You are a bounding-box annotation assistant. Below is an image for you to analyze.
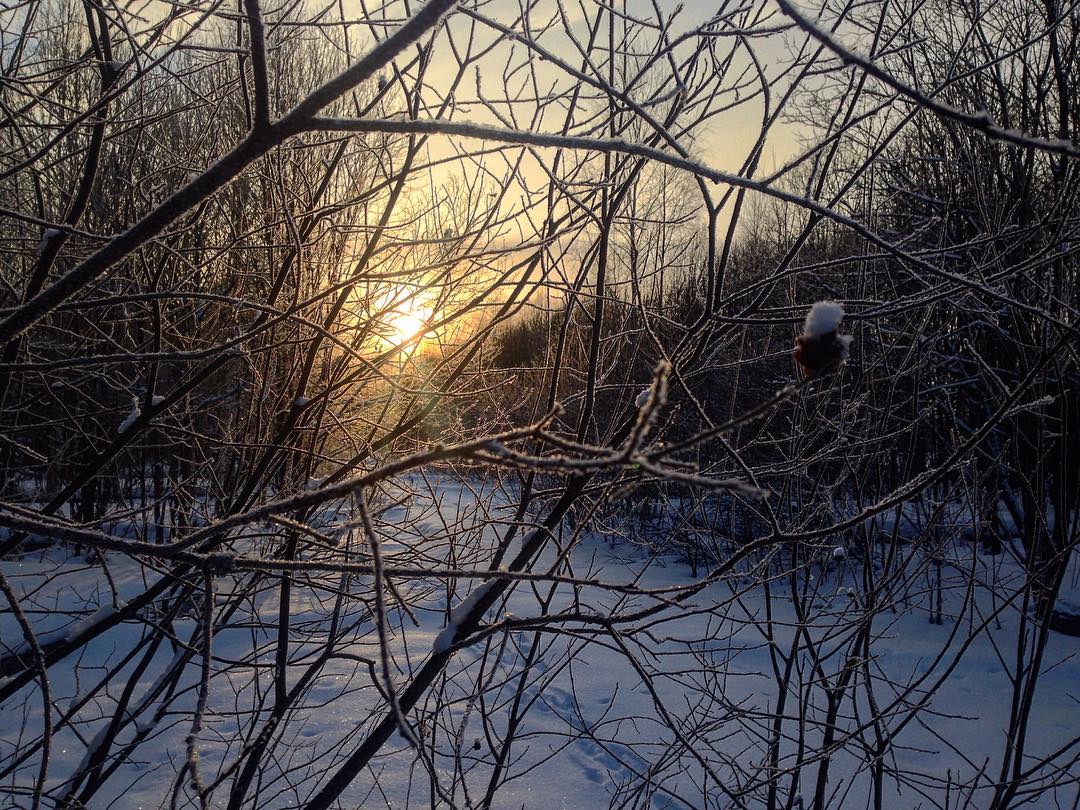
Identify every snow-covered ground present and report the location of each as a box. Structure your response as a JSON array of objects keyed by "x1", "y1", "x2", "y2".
[{"x1": 1, "y1": 475, "x2": 1078, "y2": 808}]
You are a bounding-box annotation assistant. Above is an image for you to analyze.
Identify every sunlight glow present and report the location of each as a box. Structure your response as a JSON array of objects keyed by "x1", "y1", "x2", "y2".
[
  {"x1": 387, "y1": 310, "x2": 428, "y2": 345},
  {"x1": 377, "y1": 291, "x2": 435, "y2": 352}
]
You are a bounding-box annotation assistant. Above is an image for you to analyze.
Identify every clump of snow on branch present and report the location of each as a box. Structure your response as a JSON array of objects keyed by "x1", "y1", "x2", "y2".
[
  {"x1": 433, "y1": 581, "x2": 498, "y2": 654},
  {"x1": 16, "y1": 602, "x2": 123, "y2": 656},
  {"x1": 118, "y1": 397, "x2": 141, "y2": 433},
  {"x1": 803, "y1": 301, "x2": 845, "y2": 338},
  {"x1": 118, "y1": 395, "x2": 165, "y2": 433},
  {"x1": 36, "y1": 228, "x2": 60, "y2": 256}
]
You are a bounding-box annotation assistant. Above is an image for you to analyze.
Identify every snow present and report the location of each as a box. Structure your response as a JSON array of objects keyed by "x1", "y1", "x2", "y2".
[
  {"x1": 132, "y1": 713, "x2": 157, "y2": 735},
  {"x1": 36, "y1": 228, "x2": 60, "y2": 256},
  {"x1": 634, "y1": 387, "x2": 650, "y2": 407},
  {"x1": 119, "y1": 396, "x2": 165, "y2": 432},
  {"x1": 433, "y1": 580, "x2": 498, "y2": 653},
  {"x1": 803, "y1": 300, "x2": 845, "y2": 337},
  {"x1": 118, "y1": 397, "x2": 141, "y2": 433},
  {"x1": 68, "y1": 602, "x2": 121, "y2": 639},
  {"x1": 13, "y1": 602, "x2": 118, "y2": 655},
  {"x1": 2, "y1": 477, "x2": 1079, "y2": 809},
  {"x1": 74, "y1": 724, "x2": 111, "y2": 773}
]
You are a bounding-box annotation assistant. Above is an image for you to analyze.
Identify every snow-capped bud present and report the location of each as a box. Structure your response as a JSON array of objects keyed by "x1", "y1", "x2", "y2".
[{"x1": 794, "y1": 301, "x2": 853, "y2": 378}]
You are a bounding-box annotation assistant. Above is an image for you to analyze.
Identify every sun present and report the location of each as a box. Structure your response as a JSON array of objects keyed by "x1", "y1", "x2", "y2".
[
  {"x1": 387, "y1": 310, "x2": 427, "y2": 345},
  {"x1": 370, "y1": 286, "x2": 436, "y2": 352}
]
